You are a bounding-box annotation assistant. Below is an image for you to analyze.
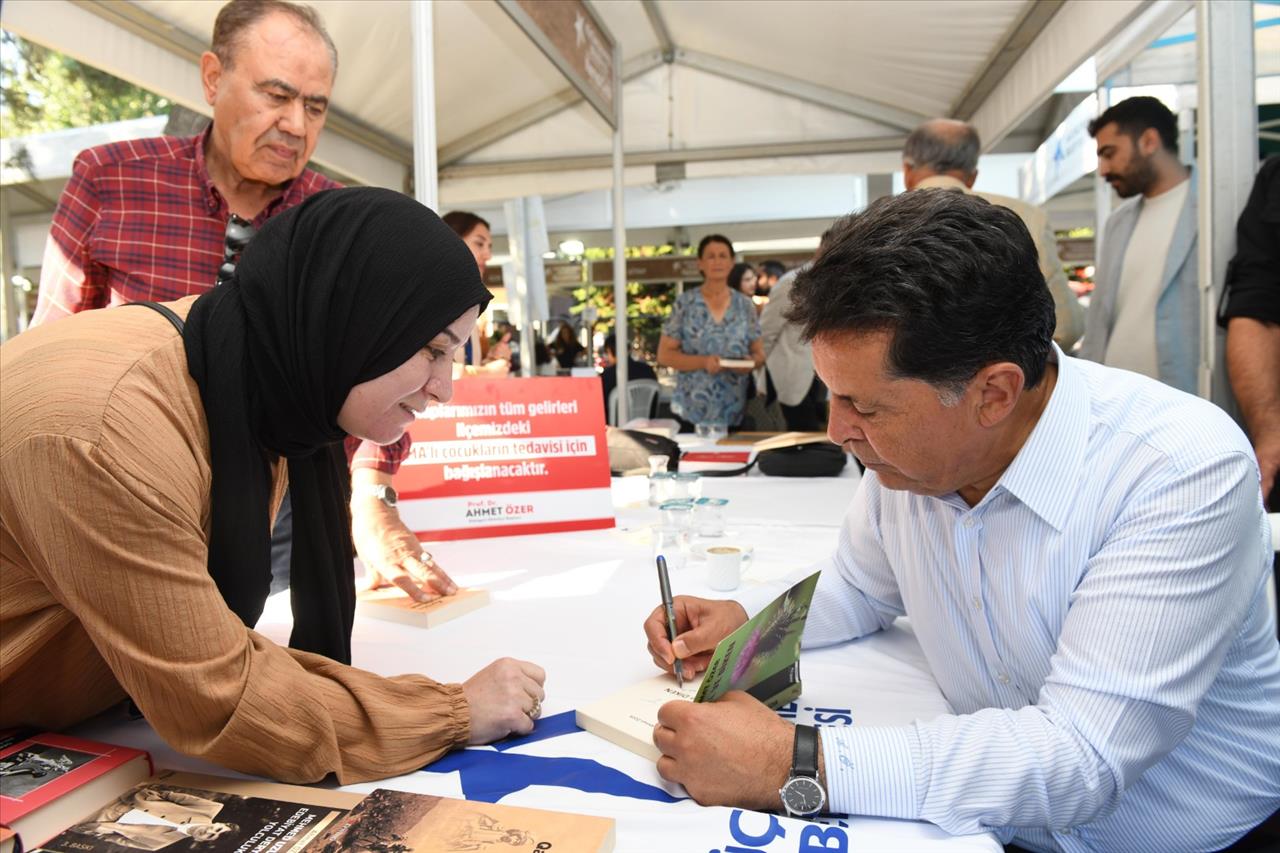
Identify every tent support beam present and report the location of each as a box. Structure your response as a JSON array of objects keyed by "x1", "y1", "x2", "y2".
[
  {"x1": 441, "y1": 136, "x2": 906, "y2": 179},
  {"x1": 438, "y1": 51, "x2": 664, "y2": 168},
  {"x1": 672, "y1": 49, "x2": 927, "y2": 132},
  {"x1": 1195, "y1": 0, "x2": 1255, "y2": 409},
  {"x1": 641, "y1": 0, "x2": 675, "y2": 61},
  {"x1": 952, "y1": 0, "x2": 1066, "y2": 121}
]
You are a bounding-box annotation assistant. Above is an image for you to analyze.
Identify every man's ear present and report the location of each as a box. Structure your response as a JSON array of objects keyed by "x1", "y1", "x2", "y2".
[
  {"x1": 1139, "y1": 126, "x2": 1163, "y2": 157},
  {"x1": 200, "y1": 51, "x2": 223, "y2": 106},
  {"x1": 973, "y1": 362, "x2": 1025, "y2": 428}
]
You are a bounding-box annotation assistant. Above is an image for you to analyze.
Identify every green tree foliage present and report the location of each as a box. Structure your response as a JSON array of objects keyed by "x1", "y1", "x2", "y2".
[
  {"x1": 571, "y1": 281, "x2": 677, "y2": 361},
  {"x1": 1, "y1": 32, "x2": 169, "y2": 137},
  {"x1": 572, "y1": 243, "x2": 686, "y2": 360}
]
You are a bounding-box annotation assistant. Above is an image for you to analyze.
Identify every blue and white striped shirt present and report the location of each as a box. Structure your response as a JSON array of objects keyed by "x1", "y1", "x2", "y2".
[{"x1": 758, "y1": 349, "x2": 1280, "y2": 852}]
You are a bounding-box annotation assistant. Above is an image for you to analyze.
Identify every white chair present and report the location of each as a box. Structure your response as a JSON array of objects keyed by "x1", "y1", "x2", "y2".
[{"x1": 608, "y1": 379, "x2": 661, "y2": 426}]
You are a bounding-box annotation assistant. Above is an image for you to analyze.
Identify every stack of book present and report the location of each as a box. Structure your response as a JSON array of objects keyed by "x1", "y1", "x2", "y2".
[{"x1": 0, "y1": 733, "x2": 614, "y2": 853}]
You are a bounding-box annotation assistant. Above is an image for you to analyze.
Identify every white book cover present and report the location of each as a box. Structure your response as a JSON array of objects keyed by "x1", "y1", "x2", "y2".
[{"x1": 575, "y1": 674, "x2": 702, "y2": 762}]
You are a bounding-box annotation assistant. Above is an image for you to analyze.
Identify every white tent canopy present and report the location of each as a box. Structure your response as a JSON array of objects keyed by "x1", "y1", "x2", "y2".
[{"x1": 2, "y1": 0, "x2": 1155, "y2": 206}]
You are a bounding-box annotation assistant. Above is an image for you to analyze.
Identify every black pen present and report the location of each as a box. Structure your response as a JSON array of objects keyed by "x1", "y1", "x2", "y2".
[{"x1": 656, "y1": 554, "x2": 685, "y2": 687}]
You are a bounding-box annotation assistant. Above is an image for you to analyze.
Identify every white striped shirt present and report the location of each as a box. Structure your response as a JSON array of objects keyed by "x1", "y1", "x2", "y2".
[{"x1": 748, "y1": 348, "x2": 1280, "y2": 852}]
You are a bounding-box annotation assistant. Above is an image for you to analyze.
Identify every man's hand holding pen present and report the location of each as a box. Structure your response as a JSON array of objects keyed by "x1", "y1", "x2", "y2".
[{"x1": 643, "y1": 595, "x2": 748, "y2": 680}]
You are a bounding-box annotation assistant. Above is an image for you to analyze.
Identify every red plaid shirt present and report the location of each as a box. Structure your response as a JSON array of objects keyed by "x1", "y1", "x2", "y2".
[{"x1": 33, "y1": 126, "x2": 410, "y2": 472}]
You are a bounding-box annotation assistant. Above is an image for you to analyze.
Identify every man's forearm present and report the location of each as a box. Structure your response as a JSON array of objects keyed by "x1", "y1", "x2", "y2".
[{"x1": 1226, "y1": 317, "x2": 1280, "y2": 441}]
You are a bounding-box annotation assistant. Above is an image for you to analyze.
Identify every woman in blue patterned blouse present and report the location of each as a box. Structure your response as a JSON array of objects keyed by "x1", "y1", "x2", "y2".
[{"x1": 658, "y1": 235, "x2": 765, "y2": 430}]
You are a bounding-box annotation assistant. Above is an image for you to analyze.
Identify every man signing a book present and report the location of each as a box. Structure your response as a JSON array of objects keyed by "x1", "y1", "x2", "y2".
[{"x1": 643, "y1": 190, "x2": 1280, "y2": 852}]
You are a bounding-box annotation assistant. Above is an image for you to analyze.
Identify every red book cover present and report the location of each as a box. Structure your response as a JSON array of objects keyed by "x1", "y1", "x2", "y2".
[
  {"x1": 679, "y1": 451, "x2": 751, "y2": 464},
  {"x1": 0, "y1": 733, "x2": 152, "y2": 822}
]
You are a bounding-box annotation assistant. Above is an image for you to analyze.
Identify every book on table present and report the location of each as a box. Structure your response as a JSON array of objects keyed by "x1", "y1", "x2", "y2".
[
  {"x1": 307, "y1": 787, "x2": 614, "y2": 853},
  {"x1": 3, "y1": 734, "x2": 616, "y2": 853},
  {"x1": 356, "y1": 586, "x2": 490, "y2": 629},
  {"x1": 576, "y1": 571, "x2": 821, "y2": 761},
  {"x1": 1, "y1": 732, "x2": 153, "y2": 848}
]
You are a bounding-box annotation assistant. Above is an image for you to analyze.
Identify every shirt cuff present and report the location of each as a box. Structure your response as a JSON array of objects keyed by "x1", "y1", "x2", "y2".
[
  {"x1": 349, "y1": 434, "x2": 411, "y2": 474},
  {"x1": 820, "y1": 724, "x2": 922, "y2": 820},
  {"x1": 735, "y1": 580, "x2": 794, "y2": 619}
]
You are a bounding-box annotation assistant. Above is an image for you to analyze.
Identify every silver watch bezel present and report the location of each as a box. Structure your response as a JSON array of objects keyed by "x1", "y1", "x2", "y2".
[{"x1": 779, "y1": 774, "x2": 826, "y2": 817}]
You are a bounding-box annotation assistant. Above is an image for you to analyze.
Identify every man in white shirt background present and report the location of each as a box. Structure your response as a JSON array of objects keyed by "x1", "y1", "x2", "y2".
[
  {"x1": 1080, "y1": 97, "x2": 1205, "y2": 398},
  {"x1": 644, "y1": 190, "x2": 1279, "y2": 852}
]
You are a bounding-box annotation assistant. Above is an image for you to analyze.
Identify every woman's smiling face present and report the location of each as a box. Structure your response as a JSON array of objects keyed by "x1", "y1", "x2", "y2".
[{"x1": 337, "y1": 306, "x2": 478, "y2": 444}]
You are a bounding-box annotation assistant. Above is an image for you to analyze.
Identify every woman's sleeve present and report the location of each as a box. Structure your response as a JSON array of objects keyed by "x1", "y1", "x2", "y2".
[
  {"x1": 3, "y1": 433, "x2": 468, "y2": 785},
  {"x1": 662, "y1": 294, "x2": 685, "y2": 342}
]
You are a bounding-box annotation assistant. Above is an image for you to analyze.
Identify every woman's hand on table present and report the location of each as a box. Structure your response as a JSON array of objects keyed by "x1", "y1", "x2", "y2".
[
  {"x1": 351, "y1": 490, "x2": 456, "y2": 603},
  {"x1": 644, "y1": 595, "x2": 747, "y2": 678},
  {"x1": 463, "y1": 658, "x2": 547, "y2": 743}
]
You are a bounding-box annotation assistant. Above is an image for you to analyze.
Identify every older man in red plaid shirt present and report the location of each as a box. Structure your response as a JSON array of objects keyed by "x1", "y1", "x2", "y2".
[{"x1": 31, "y1": 0, "x2": 451, "y2": 606}]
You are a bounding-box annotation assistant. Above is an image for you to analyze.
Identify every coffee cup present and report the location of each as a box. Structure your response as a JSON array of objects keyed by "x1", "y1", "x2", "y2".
[{"x1": 706, "y1": 545, "x2": 744, "y2": 591}]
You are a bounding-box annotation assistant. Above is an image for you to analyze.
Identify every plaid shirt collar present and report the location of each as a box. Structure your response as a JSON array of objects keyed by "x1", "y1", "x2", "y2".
[{"x1": 192, "y1": 124, "x2": 311, "y2": 226}]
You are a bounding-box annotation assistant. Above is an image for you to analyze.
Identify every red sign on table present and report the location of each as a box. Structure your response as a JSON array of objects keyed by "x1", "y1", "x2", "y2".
[{"x1": 393, "y1": 377, "x2": 613, "y2": 541}]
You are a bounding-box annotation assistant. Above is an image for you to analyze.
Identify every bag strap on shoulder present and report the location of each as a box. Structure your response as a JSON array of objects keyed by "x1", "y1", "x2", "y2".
[{"x1": 124, "y1": 300, "x2": 185, "y2": 334}]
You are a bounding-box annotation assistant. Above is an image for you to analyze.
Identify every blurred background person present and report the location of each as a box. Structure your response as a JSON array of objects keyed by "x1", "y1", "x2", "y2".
[
  {"x1": 729, "y1": 262, "x2": 764, "y2": 317},
  {"x1": 441, "y1": 211, "x2": 507, "y2": 377},
  {"x1": 600, "y1": 331, "x2": 656, "y2": 414},
  {"x1": 1081, "y1": 97, "x2": 1197, "y2": 392},
  {"x1": 901, "y1": 117, "x2": 1084, "y2": 350},
  {"x1": 757, "y1": 260, "x2": 786, "y2": 297},
  {"x1": 658, "y1": 235, "x2": 764, "y2": 432},
  {"x1": 550, "y1": 321, "x2": 584, "y2": 369}
]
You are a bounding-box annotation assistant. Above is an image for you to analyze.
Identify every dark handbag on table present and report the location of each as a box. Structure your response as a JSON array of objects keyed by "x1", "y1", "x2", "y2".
[
  {"x1": 756, "y1": 440, "x2": 847, "y2": 477},
  {"x1": 699, "y1": 433, "x2": 849, "y2": 478}
]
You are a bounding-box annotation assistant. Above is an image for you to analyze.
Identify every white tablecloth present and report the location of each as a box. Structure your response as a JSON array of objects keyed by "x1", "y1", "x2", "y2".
[{"x1": 78, "y1": 472, "x2": 1001, "y2": 853}]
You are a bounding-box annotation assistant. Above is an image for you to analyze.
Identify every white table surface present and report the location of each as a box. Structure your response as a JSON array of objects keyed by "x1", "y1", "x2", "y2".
[{"x1": 78, "y1": 469, "x2": 1001, "y2": 853}]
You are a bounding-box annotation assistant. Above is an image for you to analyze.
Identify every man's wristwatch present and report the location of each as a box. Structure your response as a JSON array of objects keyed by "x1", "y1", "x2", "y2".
[
  {"x1": 352, "y1": 483, "x2": 397, "y2": 507},
  {"x1": 779, "y1": 724, "x2": 826, "y2": 817}
]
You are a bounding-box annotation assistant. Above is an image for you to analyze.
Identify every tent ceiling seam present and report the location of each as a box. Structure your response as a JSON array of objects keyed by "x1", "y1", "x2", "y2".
[
  {"x1": 671, "y1": 48, "x2": 929, "y2": 132},
  {"x1": 440, "y1": 136, "x2": 907, "y2": 179},
  {"x1": 951, "y1": 0, "x2": 1067, "y2": 123}
]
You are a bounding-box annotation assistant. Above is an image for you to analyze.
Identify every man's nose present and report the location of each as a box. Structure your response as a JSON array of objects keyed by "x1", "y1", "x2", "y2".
[{"x1": 277, "y1": 99, "x2": 306, "y2": 136}]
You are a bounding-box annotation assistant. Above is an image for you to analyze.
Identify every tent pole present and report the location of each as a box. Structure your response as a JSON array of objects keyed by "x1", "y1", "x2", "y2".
[
  {"x1": 612, "y1": 46, "x2": 629, "y2": 425},
  {"x1": 1195, "y1": 0, "x2": 1255, "y2": 413},
  {"x1": 410, "y1": 0, "x2": 438, "y2": 211}
]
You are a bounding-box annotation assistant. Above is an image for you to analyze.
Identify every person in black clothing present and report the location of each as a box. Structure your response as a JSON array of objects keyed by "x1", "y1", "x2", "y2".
[
  {"x1": 600, "y1": 333, "x2": 657, "y2": 417},
  {"x1": 1219, "y1": 156, "x2": 1280, "y2": 511},
  {"x1": 1219, "y1": 156, "x2": 1280, "y2": 654}
]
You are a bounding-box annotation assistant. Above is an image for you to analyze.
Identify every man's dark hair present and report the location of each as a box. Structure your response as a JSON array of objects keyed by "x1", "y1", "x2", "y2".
[
  {"x1": 603, "y1": 333, "x2": 617, "y2": 355},
  {"x1": 759, "y1": 260, "x2": 786, "y2": 280},
  {"x1": 788, "y1": 190, "x2": 1055, "y2": 398},
  {"x1": 212, "y1": 0, "x2": 338, "y2": 74},
  {"x1": 902, "y1": 120, "x2": 981, "y2": 176},
  {"x1": 1087, "y1": 96, "x2": 1177, "y2": 153},
  {"x1": 697, "y1": 234, "x2": 734, "y2": 258},
  {"x1": 442, "y1": 211, "x2": 491, "y2": 239}
]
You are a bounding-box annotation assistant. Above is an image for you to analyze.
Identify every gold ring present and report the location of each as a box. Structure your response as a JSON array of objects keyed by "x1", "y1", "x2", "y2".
[{"x1": 527, "y1": 698, "x2": 542, "y2": 720}]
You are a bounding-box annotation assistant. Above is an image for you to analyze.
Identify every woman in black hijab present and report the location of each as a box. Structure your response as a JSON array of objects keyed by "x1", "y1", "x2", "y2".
[{"x1": 0, "y1": 188, "x2": 545, "y2": 783}]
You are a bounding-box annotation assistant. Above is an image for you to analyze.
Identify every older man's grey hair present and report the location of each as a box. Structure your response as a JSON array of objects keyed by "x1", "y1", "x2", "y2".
[{"x1": 902, "y1": 119, "x2": 981, "y2": 178}]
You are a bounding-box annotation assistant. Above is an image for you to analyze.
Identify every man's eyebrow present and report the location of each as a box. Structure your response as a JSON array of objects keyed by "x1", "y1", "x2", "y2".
[
  {"x1": 436, "y1": 328, "x2": 463, "y2": 346},
  {"x1": 258, "y1": 78, "x2": 329, "y2": 108}
]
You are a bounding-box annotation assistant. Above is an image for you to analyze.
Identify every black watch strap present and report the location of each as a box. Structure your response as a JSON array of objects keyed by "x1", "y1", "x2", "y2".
[{"x1": 792, "y1": 723, "x2": 819, "y2": 780}]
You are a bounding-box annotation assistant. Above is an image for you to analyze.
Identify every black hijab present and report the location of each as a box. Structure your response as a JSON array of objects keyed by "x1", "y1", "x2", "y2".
[{"x1": 183, "y1": 187, "x2": 491, "y2": 663}]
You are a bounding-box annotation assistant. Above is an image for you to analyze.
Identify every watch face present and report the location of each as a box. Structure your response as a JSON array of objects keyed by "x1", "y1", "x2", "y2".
[
  {"x1": 377, "y1": 485, "x2": 397, "y2": 506},
  {"x1": 781, "y1": 776, "x2": 825, "y2": 815}
]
